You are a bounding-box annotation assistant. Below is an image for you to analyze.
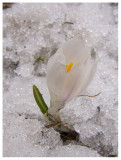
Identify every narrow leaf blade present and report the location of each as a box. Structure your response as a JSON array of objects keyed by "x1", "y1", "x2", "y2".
[{"x1": 33, "y1": 85, "x2": 48, "y2": 114}]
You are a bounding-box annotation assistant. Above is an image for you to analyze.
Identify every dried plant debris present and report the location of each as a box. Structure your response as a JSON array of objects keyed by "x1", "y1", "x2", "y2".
[{"x1": 3, "y1": 3, "x2": 13, "y2": 9}]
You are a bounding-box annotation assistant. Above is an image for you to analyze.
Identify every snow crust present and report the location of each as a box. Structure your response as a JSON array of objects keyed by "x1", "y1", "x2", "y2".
[{"x1": 3, "y1": 3, "x2": 118, "y2": 157}]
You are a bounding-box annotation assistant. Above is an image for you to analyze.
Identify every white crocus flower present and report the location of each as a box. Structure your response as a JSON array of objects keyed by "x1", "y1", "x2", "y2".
[{"x1": 47, "y1": 35, "x2": 97, "y2": 115}]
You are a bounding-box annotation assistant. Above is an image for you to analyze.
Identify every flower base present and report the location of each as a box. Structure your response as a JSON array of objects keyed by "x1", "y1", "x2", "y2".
[{"x1": 44, "y1": 113, "x2": 79, "y2": 142}]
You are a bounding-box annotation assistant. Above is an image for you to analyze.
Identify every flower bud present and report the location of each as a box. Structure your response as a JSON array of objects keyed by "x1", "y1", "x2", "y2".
[{"x1": 47, "y1": 35, "x2": 97, "y2": 114}]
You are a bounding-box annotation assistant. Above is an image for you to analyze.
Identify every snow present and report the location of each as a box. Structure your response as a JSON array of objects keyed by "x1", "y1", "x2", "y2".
[{"x1": 3, "y1": 3, "x2": 118, "y2": 157}]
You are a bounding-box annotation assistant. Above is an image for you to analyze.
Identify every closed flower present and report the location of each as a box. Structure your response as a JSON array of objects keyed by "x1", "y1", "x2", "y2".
[{"x1": 47, "y1": 35, "x2": 97, "y2": 114}]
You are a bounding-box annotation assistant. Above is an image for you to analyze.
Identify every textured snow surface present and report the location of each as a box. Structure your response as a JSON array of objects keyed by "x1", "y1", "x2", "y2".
[{"x1": 3, "y1": 3, "x2": 118, "y2": 157}]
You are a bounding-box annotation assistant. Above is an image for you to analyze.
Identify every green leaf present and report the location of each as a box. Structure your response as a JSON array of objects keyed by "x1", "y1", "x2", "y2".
[
  {"x1": 34, "y1": 57, "x2": 46, "y2": 65},
  {"x1": 39, "y1": 57, "x2": 46, "y2": 62},
  {"x1": 33, "y1": 85, "x2": 48, "y2": 114}
]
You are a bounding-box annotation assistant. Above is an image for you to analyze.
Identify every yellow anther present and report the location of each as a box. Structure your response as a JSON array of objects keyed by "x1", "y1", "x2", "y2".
[
  {"x1": 66, "y1": 61, "x2": 73, "y2": 73},
  {"x1": 66, "y1": 64, "x2": 68, "y2": 69},
  {"x1": 90, "y1": 56, "x2": 92, "y2": 61}
]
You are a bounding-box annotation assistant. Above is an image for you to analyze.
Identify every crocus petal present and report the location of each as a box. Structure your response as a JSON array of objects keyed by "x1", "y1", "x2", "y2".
[{"x1": 63, "y1": 36, "x2": 90, "y2": 64}]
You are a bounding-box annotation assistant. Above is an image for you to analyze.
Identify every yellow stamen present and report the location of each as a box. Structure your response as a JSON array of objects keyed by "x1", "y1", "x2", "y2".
[
  {"x1": 66, "y1": 64, "x2": 68, "y2": 69},
  {"x1": 66, "y1": 61, "x2": 73, "y2": 73}
]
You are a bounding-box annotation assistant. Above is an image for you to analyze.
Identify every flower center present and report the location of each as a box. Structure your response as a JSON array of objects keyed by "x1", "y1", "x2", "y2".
[{"x1": 66, "y1": 61, "x2": 73, "y2": 73}]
